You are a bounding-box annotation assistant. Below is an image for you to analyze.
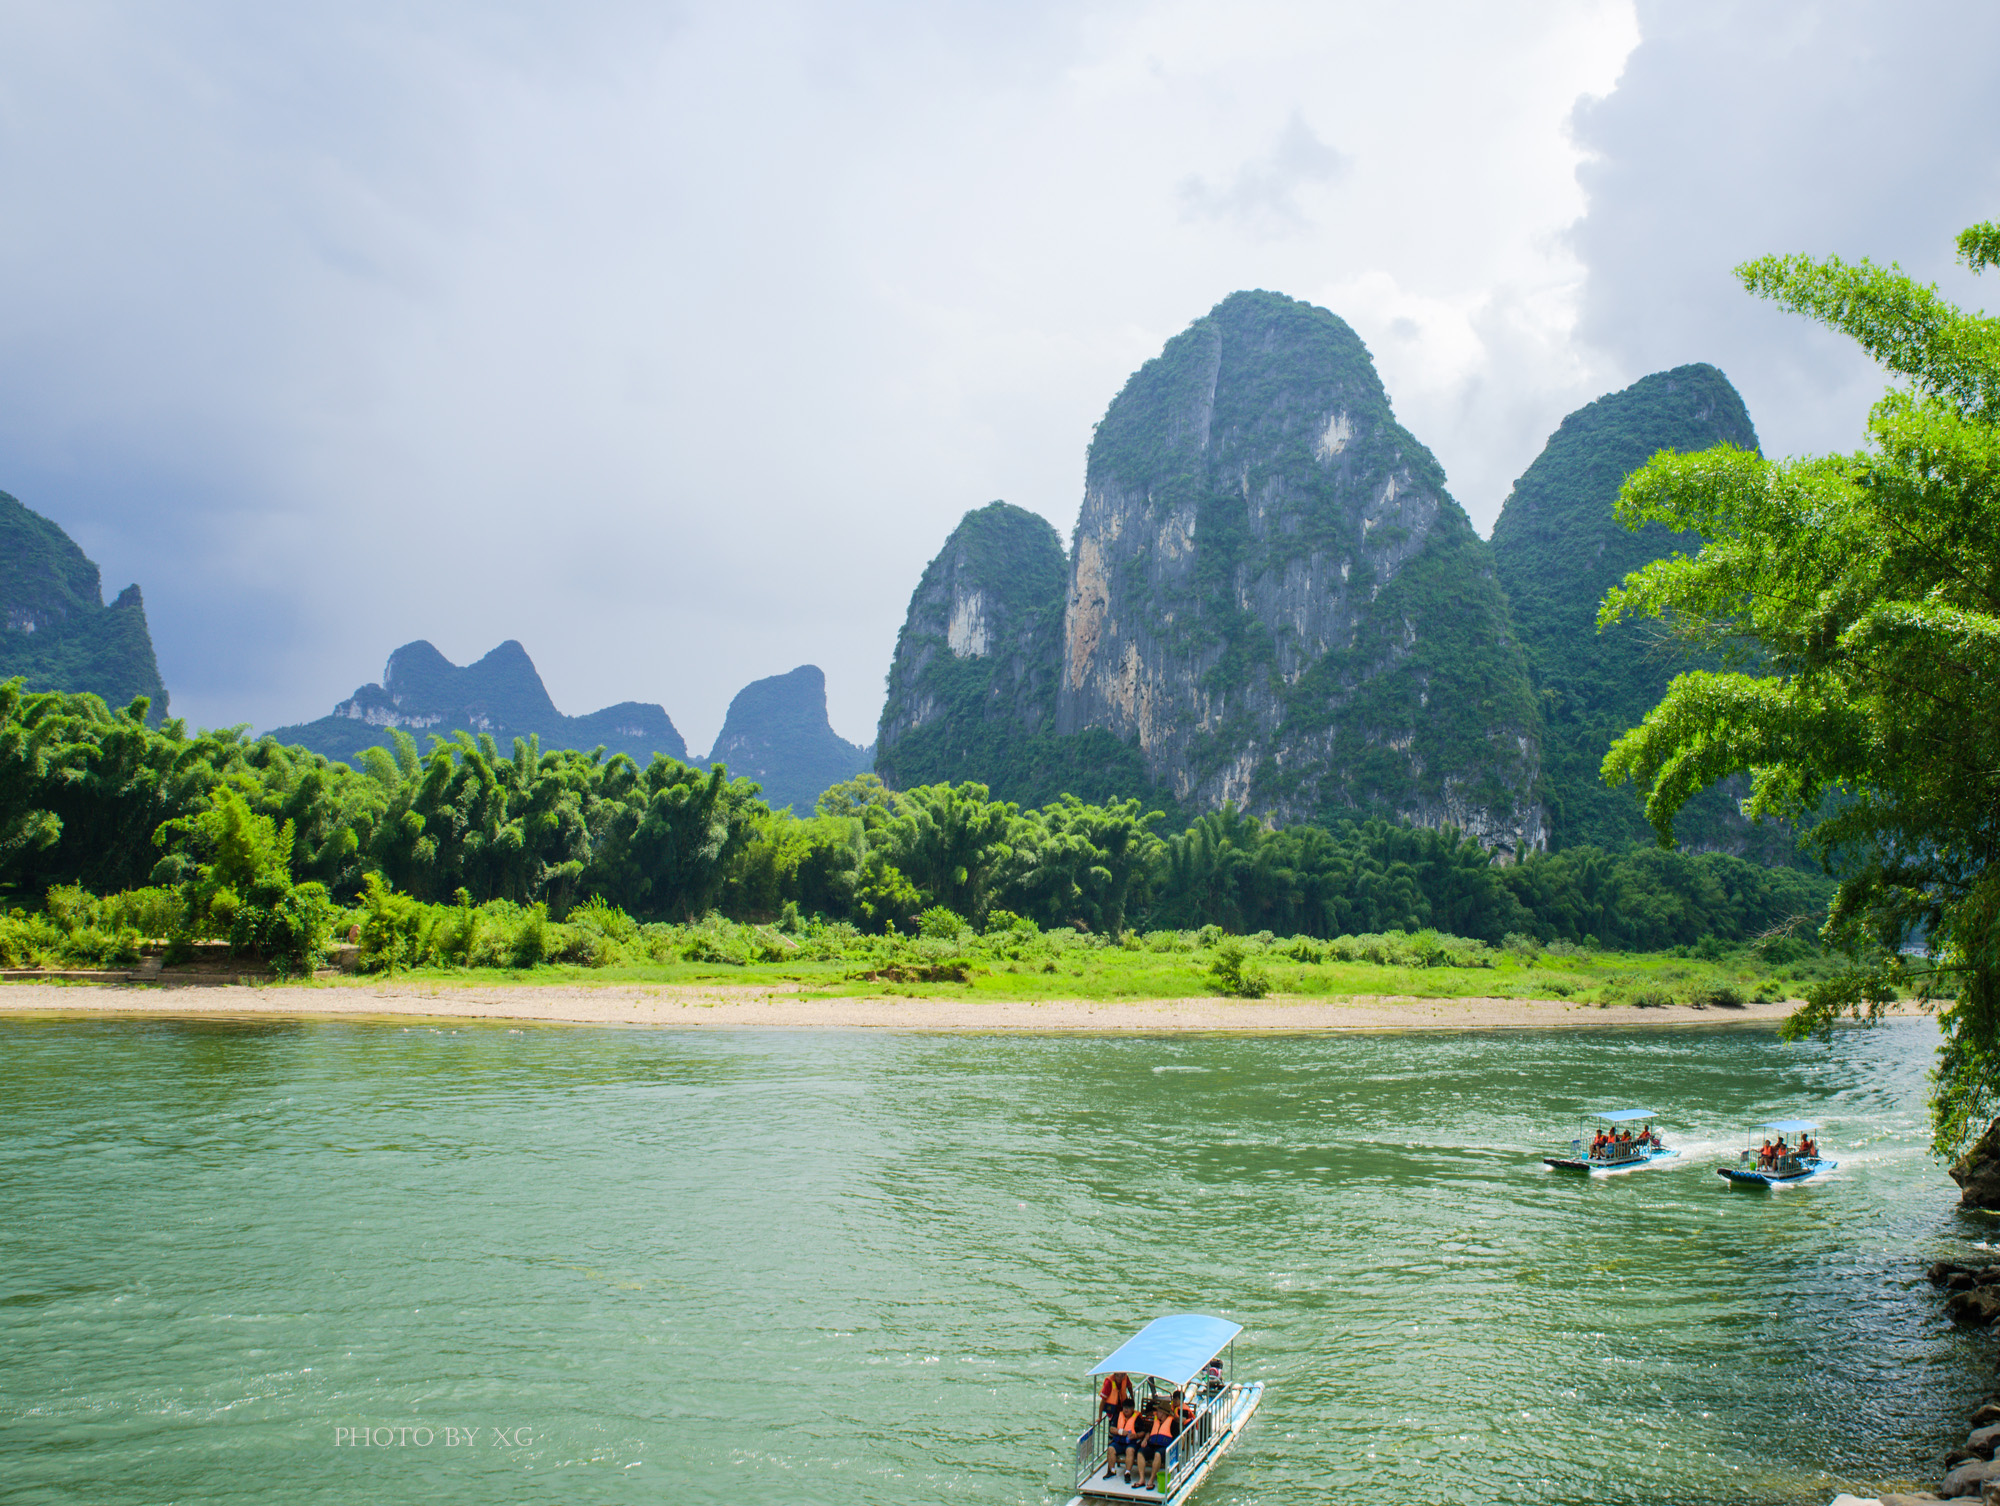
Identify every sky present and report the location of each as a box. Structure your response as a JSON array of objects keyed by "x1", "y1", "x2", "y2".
[{"x1": 0, "y1": 0, "x2": 1995, "y2": 751}]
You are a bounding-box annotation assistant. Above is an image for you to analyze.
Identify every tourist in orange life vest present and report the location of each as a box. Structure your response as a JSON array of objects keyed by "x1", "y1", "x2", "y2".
[
  {"x1": 1099, "y1": 1371, "x2": 1131, "y2": 1428},
  {"x1": 1139, "y1": 1402, "x2": 1177, "y2": 1491},
  {"x1": 1110, "y1": 1400, "x2": 1140, "y2": 1482}
]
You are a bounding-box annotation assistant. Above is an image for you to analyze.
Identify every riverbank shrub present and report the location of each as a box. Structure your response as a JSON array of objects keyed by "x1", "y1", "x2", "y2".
[{"x1": 1205, "y1": 938, "x2": 1269, "y2": 998}]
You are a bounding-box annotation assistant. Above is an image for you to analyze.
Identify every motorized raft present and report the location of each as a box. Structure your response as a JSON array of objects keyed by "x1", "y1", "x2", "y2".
[
  {"x1": 1718, "y1": 1119, "x2": 1836, "y2": 1186},
  {"x1": 1543, "y1": 1108, "x2": 1678, "y2": 1173},
  {"x1": 1066, "y1": 1314, "x2": 1263, "y2": 1506}
]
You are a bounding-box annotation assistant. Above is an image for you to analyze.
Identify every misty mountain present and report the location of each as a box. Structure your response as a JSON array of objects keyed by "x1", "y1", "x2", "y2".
[
  {"x1": 265, "y1": 639, "x2": 687, "y2": 766},
  {"x1": 702, "y1": 664, "x2": 873, "y2": 814}
]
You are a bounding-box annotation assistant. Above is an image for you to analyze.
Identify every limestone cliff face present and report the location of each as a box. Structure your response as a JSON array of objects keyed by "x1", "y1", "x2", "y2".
[
  {"x1": 875, "y1": 502, "x2": 1112, "y2": 805},
  {"x1": 876, "y1": 502, "x2": 1064, "y2": 780},
  {"x1": 1056, "y1": 291, "x2": 1544, "y2": 851}
]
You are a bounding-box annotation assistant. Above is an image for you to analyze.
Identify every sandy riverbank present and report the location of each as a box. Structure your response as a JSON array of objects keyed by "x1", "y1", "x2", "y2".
[{"x1": 0, "y1": 980, "x2": 1863, "y2": 1031}]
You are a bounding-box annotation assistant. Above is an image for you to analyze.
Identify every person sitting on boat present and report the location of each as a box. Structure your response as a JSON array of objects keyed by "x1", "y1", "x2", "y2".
[
  {"x1": 1136, "y1": 1408, "x2": 1168, "y2": 1488},
  {"x1": 1757, "y1": 1138, "x2": 1775, "y2": 1169},
  {"x1": 1110, "y1": 1399, "x2": 1140, "y2": 1483},
  {"x1": 1140, "y1": 1404, "x2": 1178, "y2": 1491}
]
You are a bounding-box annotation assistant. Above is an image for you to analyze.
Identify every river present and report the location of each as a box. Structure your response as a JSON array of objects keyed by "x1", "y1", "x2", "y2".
[{"x1": 0, "y1": 1013, "x2": 1983, "y2": 1504}]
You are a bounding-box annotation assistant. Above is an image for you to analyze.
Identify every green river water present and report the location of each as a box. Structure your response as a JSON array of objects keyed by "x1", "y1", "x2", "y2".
[{"x1": 0, "y1": 1013, "x2": 1989, "y2": 1505}]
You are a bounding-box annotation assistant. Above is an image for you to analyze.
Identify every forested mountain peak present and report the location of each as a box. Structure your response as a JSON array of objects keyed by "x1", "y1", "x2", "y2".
[
  {"x1": 1489, "y1": 363, "x2": 1783, "y2": 856},
  {"x1": 0, "y1": 487, "x2": 168, "y2": 716},
  {"x1": 705, "y1": 665, "x2": 872, "y2": 814}
]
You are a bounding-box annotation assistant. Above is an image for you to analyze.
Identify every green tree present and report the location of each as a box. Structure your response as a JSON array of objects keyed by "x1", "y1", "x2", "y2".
[
  {"x1": 999, "y1": 795, "x2": 1163, "y2": 935},
  {"x1": 878, "y1": 781, "x2": 1016, "y2": 923},
  {"x1": 1601, "y1": 222, "x2": 2000, "y2": 1151}
]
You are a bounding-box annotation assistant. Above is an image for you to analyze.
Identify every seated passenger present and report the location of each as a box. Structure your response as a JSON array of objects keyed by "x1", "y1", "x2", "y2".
[
  {"x1": 1141, "y1": 1405, "x2": 1177, "y2": 1491},
  {"x1": 1111, "y1": 1401, "x2": 1139, "y2": 1482},
  {"x1": 1128, "y1": 1403, "x2": 1155, "y2": 1486}
]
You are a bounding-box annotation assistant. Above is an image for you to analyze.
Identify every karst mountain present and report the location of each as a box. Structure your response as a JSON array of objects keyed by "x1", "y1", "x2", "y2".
[
  {"x1": 881, "y1": 290, "x2": 1545, "y2": 855},
  {"x1": 0, "y1": 489, "x2": 168, "y2": 718},
  {"x1": 878, "y1": 295, "x2": 1780, "y2": 859},
  {"x1": 1489, "y1": 362, "x2": 1783, "y2": 857}
]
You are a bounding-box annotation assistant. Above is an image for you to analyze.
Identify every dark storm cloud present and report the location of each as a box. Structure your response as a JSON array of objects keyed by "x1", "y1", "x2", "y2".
[{"x1": 1570, "y1": 0, "x2": 2000, "y2": 462}]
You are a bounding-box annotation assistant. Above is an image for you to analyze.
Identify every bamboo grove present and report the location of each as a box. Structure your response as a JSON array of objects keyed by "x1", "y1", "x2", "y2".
[{"x1": 0, "y1": 680, "x2": 1830, "y2": 973}]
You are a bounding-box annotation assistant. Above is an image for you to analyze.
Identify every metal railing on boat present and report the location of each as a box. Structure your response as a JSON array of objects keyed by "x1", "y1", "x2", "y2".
[{"x1": 1073, "y1": 1385, "x2": 1232, "y2": 1497}]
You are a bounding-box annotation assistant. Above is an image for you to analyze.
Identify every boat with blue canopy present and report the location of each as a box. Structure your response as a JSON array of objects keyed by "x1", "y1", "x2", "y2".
[
  {"x1": 1543, "y1": 1108, "x2": 1677, "y2": 1173},
  {"x1": 1718, "y1": 1119, "x2": 1836, "y2": 1186},
  {"x1": 1065, "y1": 1313, "x2": 1263, "y2": 1505}
]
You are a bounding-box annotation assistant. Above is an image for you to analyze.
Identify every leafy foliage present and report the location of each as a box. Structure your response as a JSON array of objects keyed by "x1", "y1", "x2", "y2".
[
  {"x1": 1599, "y1": 222, "x2": 2000, "y2": 1150},
  {"x1": 0, "y1": 678, "x2": 1834, "y2": 979}
]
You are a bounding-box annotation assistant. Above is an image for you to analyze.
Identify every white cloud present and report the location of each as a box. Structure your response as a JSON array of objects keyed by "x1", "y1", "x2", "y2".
[
  {"x1": 22, "y1": 0, "x2": 1898, "y2": 754},
  {"x1": 1178, "y1": 112, "x2": 1352, "y2": 235}
]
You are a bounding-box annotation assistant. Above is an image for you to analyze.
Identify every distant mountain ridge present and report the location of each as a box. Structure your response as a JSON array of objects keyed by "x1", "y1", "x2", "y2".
[
  {"x1": 267, "y1": 641, "x2": 870, "y2": 815},
  {"x1": 267, "y1": 640, "x2": 688, "y2": 766},
  {"x1": 0, "y1": 488, "x2": 168, "y2": 717}
]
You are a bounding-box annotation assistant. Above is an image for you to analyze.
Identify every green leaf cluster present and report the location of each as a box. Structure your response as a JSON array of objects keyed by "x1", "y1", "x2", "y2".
[{"x1": 1599, "y1": 222, "x2": 2000, "y2": 1150}]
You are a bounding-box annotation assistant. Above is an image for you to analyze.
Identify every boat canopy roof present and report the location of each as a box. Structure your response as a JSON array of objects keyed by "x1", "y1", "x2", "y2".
[
  {"x1": 1087, "y1": 1314, "x2": 1242, "y2": 1387},
  {"x1": 1763, "y1": 1119, "x2": 1819, "y2": 1134},
  {"x1": 1591, "y1": 1109, "x2": 1657, "y2": 1123}
]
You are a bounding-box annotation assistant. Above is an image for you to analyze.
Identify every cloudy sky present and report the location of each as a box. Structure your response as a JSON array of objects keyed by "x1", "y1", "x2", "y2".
[{"x1": 0, "y1": 0, "x2": 1995, "y2": 749}]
